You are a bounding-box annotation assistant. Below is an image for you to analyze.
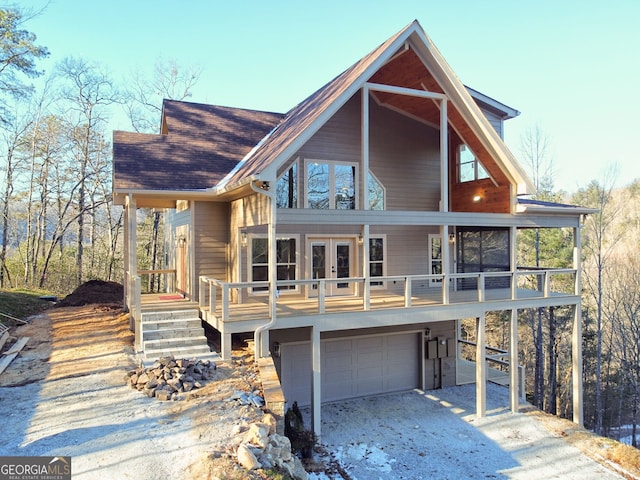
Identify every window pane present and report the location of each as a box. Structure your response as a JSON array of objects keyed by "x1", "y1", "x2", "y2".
[
  {"x1": 369, "y1": 238, "x2": 384, "y2": 261},
  {"x1": 335, "y1": 164, "x2": 355, "y2": 210},
  {"x1": 252, "y1": 238, "x2": 268, "y2": 263},
  {"x1": 276, "y1": 238, "x2": 296, "y2": 263},
  {"x1": 252, "y1": 265, "x2": 268, "y2": 282},
  {"x1": 370, "y1": 263, "x2": 383, "y2": 277},
  {"x1": 307, "y1": 163, "x2": 329, "y2": 209},
  {"x1": 312, "y1": 244, "x2": 326, "y2": 280},
  {"x1": 368, "y1": 172, "x2": 385, "y2": 210},
  {"x1": 276, "y1": 164, "x2": 297, "y2": 208},
  {"x1": 459, "y1": 161, "x2": 475, "y2": 182}
]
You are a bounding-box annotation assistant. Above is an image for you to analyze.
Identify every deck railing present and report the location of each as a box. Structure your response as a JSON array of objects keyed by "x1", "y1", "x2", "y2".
[{"x1": 198, "y1": 268, "x2": 577, "y2": 323}]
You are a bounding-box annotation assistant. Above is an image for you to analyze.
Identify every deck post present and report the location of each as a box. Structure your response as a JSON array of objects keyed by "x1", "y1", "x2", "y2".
[
  {"x1": 572, "y1": 225, "x2": 584, "y2": 425},
  {"x1": 311, "y1": 326, "x2": 322, "y2": 437},
  {"x1": 222, "y1": 332, "x2": 232, "y2": 361},
  {"x1": 476, "y1": 314, "x2": 487, "y2": 417},
  {"x1": 509, "y1": 307, "x2": 519, "y2": 413}
]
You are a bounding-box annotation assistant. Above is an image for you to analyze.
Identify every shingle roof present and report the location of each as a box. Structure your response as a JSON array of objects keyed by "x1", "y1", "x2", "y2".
[{"x1": 113, "y1": 101, "x2": 284, "y2": 191}]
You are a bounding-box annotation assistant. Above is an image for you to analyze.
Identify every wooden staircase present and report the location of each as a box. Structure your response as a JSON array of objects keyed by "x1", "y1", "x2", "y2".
[{"x1": 140, "y1": 307, "x2": 219, "y2": 364}]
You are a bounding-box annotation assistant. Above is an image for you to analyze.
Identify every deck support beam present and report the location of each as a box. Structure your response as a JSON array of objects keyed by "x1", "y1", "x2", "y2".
[
  {"x1": 572, "y1": 225, "x2": 584, "y2": 425},
  {"x1": 509, "y1": 307, "x2": 519, "y2": 413},
  {"x1": 476, "y1": 314, "x2": 486, "y2": 417},
  {"x1": 222, "y1": 332, "x2": 232, "y2": 361},
  {"x1": 311, "y1": 326, "x2": 322, "y2": 437}
]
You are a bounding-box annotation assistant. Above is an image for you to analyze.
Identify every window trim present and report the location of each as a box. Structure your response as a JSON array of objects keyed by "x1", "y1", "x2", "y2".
[
  {"x1": 304, "y1": 158, "x2": 359, "y2": 210},
  {"x1": 248, "y1": 234, "x2": 300, "y2": 295},
  {"x1": 368, "y1": 235, "x2": 387, "y2": 289},
  {"x1": 457, "y1": 144, "x2": 489, "y2": 183}
]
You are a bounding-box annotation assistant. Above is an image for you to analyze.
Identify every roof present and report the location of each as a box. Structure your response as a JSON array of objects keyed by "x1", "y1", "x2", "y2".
[
  {"x1": 517, "y1": 198, "x2": 598, "y2": 215},
  {"x1": 113, "y1": 101, "x2": 284, "y2": 191},
  {"x1": 217, "y1": 20, "x2": 534, "y2": 194},
  {"x1": 113, "y1": 20, "x2": 535, "y2": 197}
]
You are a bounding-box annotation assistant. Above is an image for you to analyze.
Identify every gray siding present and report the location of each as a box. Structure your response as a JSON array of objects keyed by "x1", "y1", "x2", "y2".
[{"x1": 287, "y1": 94, "x2": 441, "y2": 212}]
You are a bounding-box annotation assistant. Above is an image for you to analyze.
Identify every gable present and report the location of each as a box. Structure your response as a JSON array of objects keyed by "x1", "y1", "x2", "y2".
[{"x1": 218, "y1": 20, "x2": 534, "y2": 197}]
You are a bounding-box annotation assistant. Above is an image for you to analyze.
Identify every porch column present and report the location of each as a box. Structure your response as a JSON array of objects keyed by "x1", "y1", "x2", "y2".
[
  {"x1": 361, "y1": 86, "x2": 370, "y2": 211},
  {"x1": 123, "y1": 201, "x2": 129, "y2": 314},
  {"x1": 572, "y1": 226, "x2": 584, "y2": 425},
  {"x1": 125, "y1": 195, "x2": 139, "y2": 349},
  {"x1": 476, "y1": 314, "x2": 486, "y2": 417},
  {"x1": 509, "y1": 307, "x2": 519, "y2": 413},
  {"x1": 311, "y1": 326, "x2": 322, "y2": 437},
  {"x1": 510, "y1": 226, "x2": 517, "y2": 300},
  {"x1": 440, "y1": 98, "x2": 448, "y2": 212},
  {"x1": 441, "y1": 224, "x2": 450, "y2": 304}
]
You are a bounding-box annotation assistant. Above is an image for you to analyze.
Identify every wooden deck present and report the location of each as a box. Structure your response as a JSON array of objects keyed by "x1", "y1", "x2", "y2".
[{"x1": 199, "y1": 285, "x2": 577, "y2": 325}]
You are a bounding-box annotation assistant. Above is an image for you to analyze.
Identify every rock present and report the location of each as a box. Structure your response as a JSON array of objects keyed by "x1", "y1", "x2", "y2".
[
  {"x1": 136, "y1": 372, "x2": 150, "y2": 385},
  {"x1": 237, "y1": 444, "x2": 261, "y2": 470},
  {"x1": 262, "y1": 413, "x2": 278, "y2": 435},
  {"x1": 245, "y1": 423, "x2": 269, "y2": 449},
  {"x1": 155, "y1": 389, "x2": 172, "y2": 401}
]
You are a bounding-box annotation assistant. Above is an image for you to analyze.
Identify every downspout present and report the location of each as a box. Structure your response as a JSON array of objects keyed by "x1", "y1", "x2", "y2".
[{"x1": 251, "y1": 180, "x2": 277, "y2": 362}]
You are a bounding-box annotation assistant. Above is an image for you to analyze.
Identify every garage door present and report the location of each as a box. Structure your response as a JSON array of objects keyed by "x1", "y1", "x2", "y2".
[{"x1": 280, "y1": 332, "x2": 420, "y2": 406}]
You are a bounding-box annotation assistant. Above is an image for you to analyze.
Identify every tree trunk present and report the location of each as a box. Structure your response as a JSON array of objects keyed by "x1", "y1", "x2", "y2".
[{"x1": 547, "y1": 306, "x2": 557, "y2": 415}]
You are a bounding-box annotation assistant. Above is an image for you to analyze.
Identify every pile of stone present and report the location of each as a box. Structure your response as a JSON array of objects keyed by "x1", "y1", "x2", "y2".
[
  {"x1": 233, "y1": 413, "x2": 308, "y2": 480},
  {"x1": 125, "y1": 355, "x2": 217, "y2": 401}
]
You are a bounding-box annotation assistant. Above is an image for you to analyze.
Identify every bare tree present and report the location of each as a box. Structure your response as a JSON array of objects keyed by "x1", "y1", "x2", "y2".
[
  {"x1": 55, "y1": 57, "x2": 119, "y2": 287},
  {"x1": 571, "y1": 167, "x2": 623, "y2": 435},
  {"x1": 122, "y1": 58, "x2": 202, "y2": 133}
]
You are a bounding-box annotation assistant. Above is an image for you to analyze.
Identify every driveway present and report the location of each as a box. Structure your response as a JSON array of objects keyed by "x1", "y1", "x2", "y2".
[{"x1": 308, "y1": 384, "x2": 627, "y2": 479}]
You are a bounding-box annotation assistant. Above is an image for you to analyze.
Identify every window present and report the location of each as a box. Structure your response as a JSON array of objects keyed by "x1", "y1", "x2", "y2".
[
  {"x1": 428, "y1": 234, "x2": 442, "y2": 286},
  {"x1": 250, "y1": 236, "x2": 298, "y2": 293},
  {"x1": 305, "y1": 160, "x2": 357, "y2": 209},
  {"x1": 369, "y1": 237, "x2": 385, "y2": 287},
  {"x1": 458, "y1": 144, "x2": 489, "y2": 183},
  {"x1": 368, "y1": 171, "x2": 385, "y2": 210},
  {"x1": 276, "y1": 163, "x2": 297, "y2": 208},
  {"x1": 456, "y1": 228, "x2": 509, "y2": 289}
]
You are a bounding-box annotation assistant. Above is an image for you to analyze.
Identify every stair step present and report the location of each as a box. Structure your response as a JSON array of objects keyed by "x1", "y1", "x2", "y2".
[
  {"x1": 143, "y1": 336, "x2": 209, "y2": 351},
  {"x1": 142, "y1": 344, "x2": 213, "y2": 361},
  {"x1": 141, "y1": 318, "x2": 202, "y2": 332},
  {"x1": 141, "y1": 309, "x2": 200, "y2": 322},
  {"x1": 142, "y1": 327, "x2": 205, "y2": 341}
]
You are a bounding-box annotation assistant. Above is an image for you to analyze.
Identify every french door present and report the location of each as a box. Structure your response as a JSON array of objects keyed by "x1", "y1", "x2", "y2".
[{"x1": 309, "y1": 238, "x2": 355, "y2": 296}]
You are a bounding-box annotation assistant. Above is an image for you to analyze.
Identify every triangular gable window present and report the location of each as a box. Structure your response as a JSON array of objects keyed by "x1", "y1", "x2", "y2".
[{"x1": 458, "y1": 144, "x2": 489, "y2": 183}]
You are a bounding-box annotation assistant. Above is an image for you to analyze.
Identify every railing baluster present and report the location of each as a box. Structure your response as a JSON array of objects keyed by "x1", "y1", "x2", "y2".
[
  {"x1": 210, "y1": 281, "x2": 216, "y2": 314},
  {"x1": 318, "y1": 280, "x2": 325, "y2": 314},
  {"x1": 478, "y1": 274, "x2": 485, "y2": 302},
  {"x1": 222, "y1": 283, "x2": 229, "y2": 321},
  {"x1": 405, "y1": 277, "x2": 412, "y2": 308},
  {"x1": 364, "y1": 278, "x2": 370, "y2": 311}
]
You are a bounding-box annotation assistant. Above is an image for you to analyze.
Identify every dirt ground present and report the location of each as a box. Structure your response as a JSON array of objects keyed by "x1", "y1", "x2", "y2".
[
  {"x1": 0, "y1": 303, "x2": 272, "y2": 479},
  {"x1": 2, "y1": 284, "x2": 640, "y2": 479}
]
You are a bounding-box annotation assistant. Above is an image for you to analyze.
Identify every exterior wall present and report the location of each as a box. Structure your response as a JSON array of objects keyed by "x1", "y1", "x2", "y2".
[
  {"x1": 192, "y1": 201, "x2": 229, "y2": 299},
  {"x1": 477, "y1": 107, "x2": 503, "y2": 139},
  {"x1": 369, "y1": 101, "x2": 440, "y2": 211},
  {"x1": 285, "y1": 94, "x2": 441, "y2": 212}
]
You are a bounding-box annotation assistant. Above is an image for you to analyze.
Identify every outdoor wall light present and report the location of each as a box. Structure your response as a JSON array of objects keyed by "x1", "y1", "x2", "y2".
[
  {"x1": 358, "y1": 233, "x2": 364, "y2": 245},
  {"x1": 448, "y1": 233, "x2": 456, "y2": 244},
  {"x1": 240, "y1": 231, "x2": 248, "y2": 248},
  {"x1": 272, "y1": 341, "x2": 281, "y2": 358},
  {"x1": 176, "y1": 235, "x2": 186, "y2": 247},
  {"x1": 473, "y1": 195, "x2": 482, "y2": 203}
]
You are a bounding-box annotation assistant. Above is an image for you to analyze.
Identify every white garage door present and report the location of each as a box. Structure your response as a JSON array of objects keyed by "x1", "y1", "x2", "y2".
[{"x1": 280, "y1": 332, "x2": 420, "y2": 406}]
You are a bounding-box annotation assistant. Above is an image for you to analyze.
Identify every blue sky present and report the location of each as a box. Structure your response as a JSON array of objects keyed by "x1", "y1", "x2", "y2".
[{"x1": 14, "y1": 0, "x2": 640, "y2": 193}]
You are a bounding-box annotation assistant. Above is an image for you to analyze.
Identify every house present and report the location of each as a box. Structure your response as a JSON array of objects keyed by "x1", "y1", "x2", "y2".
[{"x1": 113, "y1": 20, "x2": 591, "y2": 435}]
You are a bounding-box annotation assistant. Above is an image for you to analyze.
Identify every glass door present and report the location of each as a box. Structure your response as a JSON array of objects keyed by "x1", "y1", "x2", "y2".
[{"x1": 309, "y1": 238, "x2": 355, "y2": 296}]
